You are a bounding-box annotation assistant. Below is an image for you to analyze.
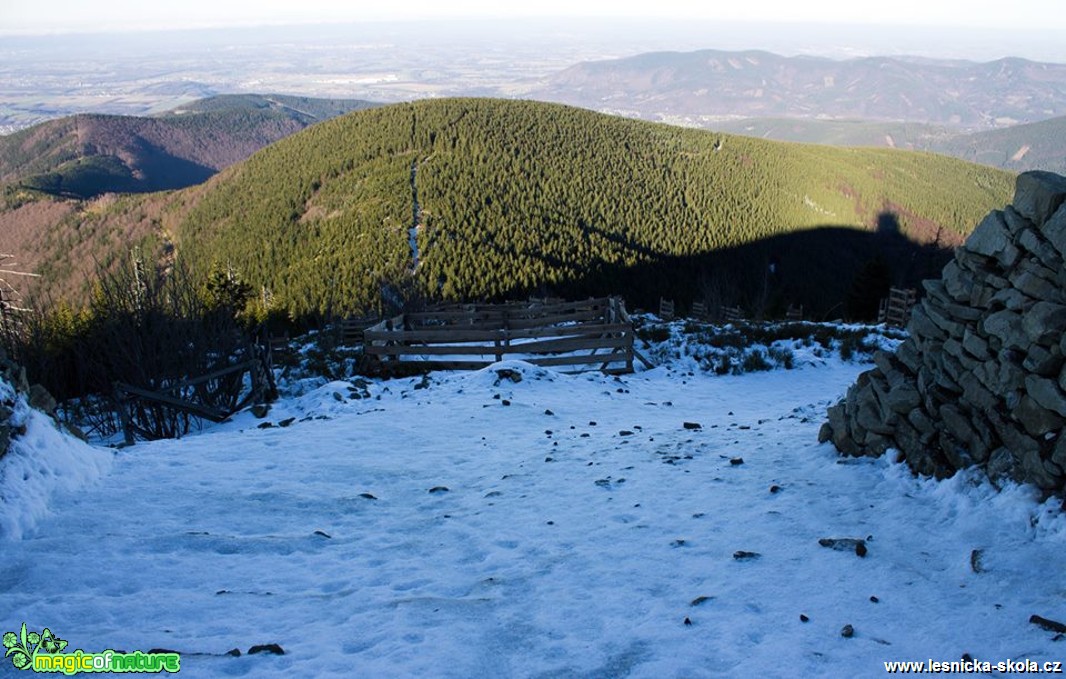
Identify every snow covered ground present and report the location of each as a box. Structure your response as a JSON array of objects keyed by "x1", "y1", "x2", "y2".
[{"x1": 2, "y1": 327, "x2": 1065, "y2": 677}]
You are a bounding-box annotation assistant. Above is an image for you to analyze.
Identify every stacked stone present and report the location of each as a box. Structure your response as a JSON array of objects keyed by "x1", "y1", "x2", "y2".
[
  {"x1": 822, "y1": 171, "x2": 1066, "y2": 493},
  {"x1": 0, "y1": 346, "x2": 31, "y2": 458}
]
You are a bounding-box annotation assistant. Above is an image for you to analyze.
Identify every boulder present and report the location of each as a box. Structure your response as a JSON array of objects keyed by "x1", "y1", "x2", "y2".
[
  {"x1": 1046, "y1": 204, "x2": 1066, "y2": 260},
  {"x1": 1010, "y1": 269, "x2": 1063, "y2": 303},
  {"x1": 895, "y1": 341, "x2": 922, "y2": 373},
  {"x1": 1013, "y1": 171, "x2": 1066, "y2": 226},
  {"x1": 1003, "y1": 205, "x2": 1035, "y2": 235},
  {"x1": 1018, "y1": 227, "x2": 1064, "y2": 270},
  {"x1": 27, "y1": 384, "x2": 56, "y2": 417},
  {"x1": 1023, "y1": 302, "x2": 1066, "y2": 346},
  {"x1": 958, "y1": 371, "x2": 999, "y2": 411},
  {"x1": 941, "y1": 260, "x2": 976, "y2": 303},
  {"x1": 1053, "y1": 436, "x2": 1066, "y2": 470},
  {"x1": 989, "y1": 287, "x2": 1033, "y2": 312},
  {"x1": 1023, "y1": 344, "x2": 1064, "y2": 377},
  {"x1": 961, "y1": 329, "x2": 991, "y2": 362},
  {"x1": 1012, "y1": 395, "x2": 1064, "y2": 437},
  {"x1": 966, "y1": 211, "x2": 1020, "y2": 268},
  {"x1": 982, "y1": 310, "x2": 1028, "y2": 351},
  {"x1": 1025, "y1": 375, "x2": 1066, "y2": 417},
  {"x1": 985, "y1": 448, "x2": 1016, "y2": 484}
]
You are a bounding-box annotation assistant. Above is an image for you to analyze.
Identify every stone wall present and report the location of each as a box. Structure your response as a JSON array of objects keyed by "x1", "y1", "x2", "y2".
[
  {"x1": 0, "y1": 347, "x2": 31, "y2": 458},
  {"x1": 821, "y1": 171, "x2": 1066, "y2": 494},
  {"x1": 0, "y1": 347, "x2": 62, "y2": 459}
]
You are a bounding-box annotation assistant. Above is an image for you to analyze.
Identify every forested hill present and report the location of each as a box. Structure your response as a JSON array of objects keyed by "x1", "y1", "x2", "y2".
[
  {"x1": 0, "y1": 95, "x2": 377, "y2": 198},
  {"x1": 169, "y1": 98, "x2": 1012, "y2": 319}
]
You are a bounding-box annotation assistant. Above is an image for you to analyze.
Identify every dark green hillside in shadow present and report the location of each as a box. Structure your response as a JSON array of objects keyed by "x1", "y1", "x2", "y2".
[{"x1": 174, "y1": 98, "x2": 1011, "y2": 319}]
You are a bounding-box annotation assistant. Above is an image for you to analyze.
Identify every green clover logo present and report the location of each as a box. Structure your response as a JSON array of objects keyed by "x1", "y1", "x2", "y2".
[{"x1": 3, "y1": 623, "x2": 57, "y2": 671}]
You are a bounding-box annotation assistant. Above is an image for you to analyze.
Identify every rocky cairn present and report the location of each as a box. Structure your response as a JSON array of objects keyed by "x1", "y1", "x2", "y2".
[{"x1": 822, "y1": 171, "x2": 1066, "y2": 493}]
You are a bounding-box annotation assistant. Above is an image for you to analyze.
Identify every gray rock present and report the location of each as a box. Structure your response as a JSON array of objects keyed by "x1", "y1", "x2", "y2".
[
  {"x1": 986, "y1": 447, "x2": 1016, "y2": 483},
  {"x1": 942, "y1": 353, "x2": 968, "y2": 387},
  {"x1": 1025, "y1": 375, "x2": 1066, "y2": 417},
  {"x1": 942, "y1": 338, "x2": 967, "y2": 362},
  {"x1": 922, "y1": 278, "x2": 952, "y2": 304},
  {"x1": 864, "y1": 433, "x2": 893, "y2": 456},
  {"x1": 827, "y1": 404, "x2": 847, "y2": 436},
  {"x1": 906, "y1": 407, "x2": 935, "y2": 435},
  {"x1": 909, "y1": 305, "x2": 947, "y2": 341},
  {"x1": 970, "y1": 283, "x2": 997, "y2": 309},
  {"x1": 1019, "y1": 446, "x2": 1061, "y2": 490},
  {"x1": 942, "y1": 300, "x2": 984, "y2": 322},
  {"x1": 1013, "y1": 171, "x2": 1066, "y2": 226},
  {"x1": 939, "y1": 404, "x2": 976, "y2": 447},
  {"x1": 924, "y1": 300, "x2": 967, "y2": 337},
  {"x1": 984, "y1": 272, "x2": 1012, "y2": 291},
  {"x1": 955, "y1": 248, "x2": 990, "y2": 274},
  {"x1": 873, "y1": 351, "x2": 901, "y2": 380},
  {"x1": 989, "y1": 287, "x2": 1033, "y2": 312},
  {"x1": 27, "y1": 384, "x2": 56, "y2": 416},
  {"x1": 965, "y1": 211, "x2": 1021, "y2": 268},
  {"x1": 856, "y1": 400, "x2": 894, "y2": 436},
  {"x1": 1010, "y1": 270, "x2": 1062, "y2": 303},
  {"x1": 1023, "y1": 301, "x2": 1066, "y2": 346},
  {"x1": 1020, "y1": 257, "x2": 1061, "y2": 286},
  {"x1": 1023, "y1": 345, "x2": 1063, "y2": 377},
  {"x1": 982, "y1": 310, "x2": 1028, "y2": 351},
  {"x1": 1018, "y1": 227, "x2": 1064, "y2": 270},
  {"x1": 1046, "y1": 204, "x2": 1066, "y2": 259},
  {"x1": 883, "y1": 383, "x2": 921, "y2": 414},
  {"x1": 958, "y1": 371, "x2": 999, "y2": 411},
  {"x1": 1003, "y1": 205, "x2": 1035, "y2": 235},
  {"x1": 973, "y1": 359, "x2": 1025, "y2": 396},
  {"x1": 941, "y1": 260, "x2": 976, "y2": 303},
  {"x1": 1012, "y1": 395, "x2": 1065, "y2": 437},
  {"x1": 962, "y1": 329, "x2": 991, "y2": 361},
  {"x1": 1053, "y1": 435, "x2": 1066, "y2": 470},
  {"x1": 895, "y1": 341, "x2": 922, "y2": 374},
  {"x1": 935, "y1": 430, "x2": 969, "y2": 471}
]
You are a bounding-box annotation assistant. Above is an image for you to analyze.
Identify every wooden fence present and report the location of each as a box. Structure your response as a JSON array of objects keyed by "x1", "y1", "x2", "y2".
[
  {"x1": 878, "y1": 288, "x2": 917, "y2": 327},
  {"x1": 364, "y1": 297, "x2": 646, "y2": 375},
  {"x1": 114, "y1": 344, "x2": 275, "y2": 444}
]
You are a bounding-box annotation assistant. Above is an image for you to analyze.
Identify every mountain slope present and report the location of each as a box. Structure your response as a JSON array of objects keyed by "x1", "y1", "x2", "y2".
[
  {"x1": 533, "y1": 50, "x2": 1066, "y2": 129},
  {"x1": 170, "y1": 98, "x2": 1012, "y2": 318},
  {"x1": 0, "y1": 95, "x2": 378, "y2": 198},
  {"x1": 4, "y1": 98, "x2": 1014, "y2": 317},
  {"x1": 704, "y1": 115, "x2": 1066, "y2": 175},
  {"x1": 929, "y1": 115, "x2": 1066, "y2": 175}
]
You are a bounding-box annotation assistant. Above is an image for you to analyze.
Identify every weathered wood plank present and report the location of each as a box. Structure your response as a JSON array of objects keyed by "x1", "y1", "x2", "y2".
[
  {"x1": 365, "y1": 334, "x2": 631, "y2": 357},
  {"x1": 115, "y1": 383, "x2": 229, "y2": 422},
  {"x1": 364, "y1": 322, "x2": 632, "y2": 344}
]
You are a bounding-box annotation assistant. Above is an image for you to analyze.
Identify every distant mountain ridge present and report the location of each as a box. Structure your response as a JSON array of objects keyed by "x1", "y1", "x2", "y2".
[
  {"x1": 534, "y1": 49, "x2": 1066, "y2": 130},
  {"x1": 0, "y1": 95, "x2": 378, "y2": 198}
]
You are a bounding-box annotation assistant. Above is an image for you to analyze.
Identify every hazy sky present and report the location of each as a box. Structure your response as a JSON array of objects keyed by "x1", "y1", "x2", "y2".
[{"x1": 3, "y1": 0, "x2": 1064, "y2": 34}]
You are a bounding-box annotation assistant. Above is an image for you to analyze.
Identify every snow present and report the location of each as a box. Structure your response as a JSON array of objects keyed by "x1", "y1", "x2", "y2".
[
  {"x1": 0, "y1": 383, "x2": 113, "y2": 541},
  {"x1": 1, "y1": 337, "x2": 1065, "y2": 677}
]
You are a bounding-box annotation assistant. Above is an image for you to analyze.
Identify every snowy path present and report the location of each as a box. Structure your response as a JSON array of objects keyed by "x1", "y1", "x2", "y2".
[{"x1": 2, "y1": 360, "x2": 1064, "y2": 677}]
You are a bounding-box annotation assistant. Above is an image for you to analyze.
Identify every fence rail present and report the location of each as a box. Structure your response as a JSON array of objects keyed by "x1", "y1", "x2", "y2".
[
  {"x1": 114, "y1": 345, "x2": 275, "y2": 444},
  {"x1": 364, "y1": 297, "x2": 644, "y2": 375},
  {"x1": 878, "y1": 288, "x2": 917, "y2": 327}
]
